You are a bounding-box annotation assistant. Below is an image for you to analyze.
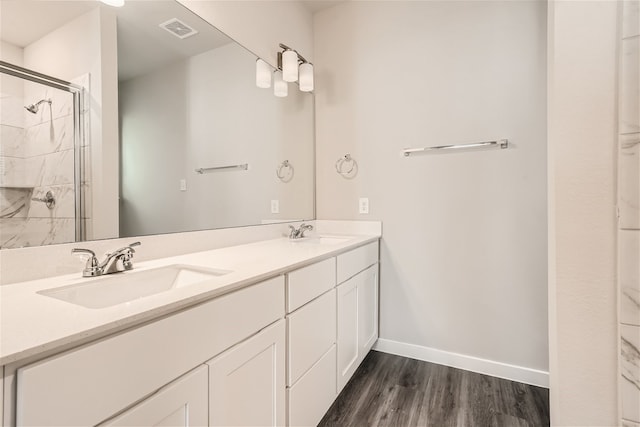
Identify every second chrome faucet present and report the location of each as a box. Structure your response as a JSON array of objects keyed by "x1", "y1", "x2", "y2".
[
  {"x1": 289, "y1": 223, "x2": 313, "y2": 239},
  {"x1": 72, "y1": 242, "x2": 141, "y2": 277}
]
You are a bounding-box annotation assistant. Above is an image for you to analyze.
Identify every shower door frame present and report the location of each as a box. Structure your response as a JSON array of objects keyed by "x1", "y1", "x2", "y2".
[{"x1": 0, "y1": 60, "x2": 87, "y2": 242}]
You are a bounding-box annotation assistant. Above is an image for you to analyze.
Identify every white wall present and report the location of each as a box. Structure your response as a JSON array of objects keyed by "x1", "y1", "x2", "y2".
[
  {"x1": 22, "y1": 6, "x2": 119, "y2": 241},
  {"x1": 118, "y1": 59, "x2": 189, "y2": 236},
  {"x1": 119, "y1": 42, "x2": 314, "y2": 237},
  {"x1": 0, "y1": 41, "x2": 23, "y2": 65},
  {"x1": 547, "y1": 1, "x2": 619, "y2": 425},
  {"x1": 177, "y1": 0, "x2": 314, "y2": 66},
  {"x1": 315, "y1": 1, "x2": 548, "y2": 383}
]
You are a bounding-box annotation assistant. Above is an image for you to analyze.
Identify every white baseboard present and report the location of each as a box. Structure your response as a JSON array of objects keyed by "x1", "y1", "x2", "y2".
[{"x1": 373, "y1": 338, "x2": 549, "y2": 388}]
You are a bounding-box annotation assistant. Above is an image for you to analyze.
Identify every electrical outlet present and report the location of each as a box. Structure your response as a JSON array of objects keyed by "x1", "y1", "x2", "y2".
[
  {"x1": 179, "y1": 179, "x2": 187, "y2": 191},
  {"x1": 359, "y1": 197, "x2": 369, "y2": 214},
  {"x1": 271, "y1": 199, "x2": 280, "y2": 214}
]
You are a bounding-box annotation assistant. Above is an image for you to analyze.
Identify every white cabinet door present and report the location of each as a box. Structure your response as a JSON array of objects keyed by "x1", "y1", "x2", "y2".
[
  {"x1": 358, "y1": 265, "x2": 379, "y2": 357},
  {"x1": 337, "y1": 276, "x2": 359, "y2": 393},
  {"x1": 336, "y1": 264, "x2": 379, "y2": 393},
  {"x1": 207, "y1": 320, "x2": 286, "y2": 427},
  {"x1": 287, "y1": 345, "x2": 337, "y2": 427},
  {"x1": 287, "y1": 289, "x2": 336, "y2": 386},
  {"x1": 101, "y1": 365, "x2": 208, "y2": 427}
]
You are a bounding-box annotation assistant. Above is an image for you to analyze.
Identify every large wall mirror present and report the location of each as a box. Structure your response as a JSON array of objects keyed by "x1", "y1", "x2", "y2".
[{"x1": 0, "y1": 0, "x2": 315, "y2": 249}]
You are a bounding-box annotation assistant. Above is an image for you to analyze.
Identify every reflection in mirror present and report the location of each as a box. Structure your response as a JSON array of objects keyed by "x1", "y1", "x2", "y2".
[
  {"x1": 0, "y1": 66, "x2": 84, "y2": 248},
  {"x1": 0, "y1": 0, "x2": 315, "y2": 249}
]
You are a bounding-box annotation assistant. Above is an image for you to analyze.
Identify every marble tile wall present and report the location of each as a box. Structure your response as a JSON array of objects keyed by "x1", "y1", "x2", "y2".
[
  {"x1": 620, "y1": 2, "x2": 640, "y2": 425},
  {"x1": 620, "y1": 134, "x2": 640, "y2": 229},
  {"x1": 0, "y1": 90, "x2": 26, "y2": 188},
  {"x1": 0, "y1": 81, "x2": 77, "y2": 248},
  {"x1": 0, "y1": 90, "x2": 29, "y2": 221},
  {"x1": 0, "y1": 218, "x2": 76, "y2": 248}
]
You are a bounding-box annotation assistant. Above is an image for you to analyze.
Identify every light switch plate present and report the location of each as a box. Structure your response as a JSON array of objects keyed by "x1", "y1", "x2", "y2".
[
  {"x1": 179, "y1": 179, "x2": 187, "y2": 191},
  {"x1": 359, "y1": 198, "x2": 369, "y2": 214}
]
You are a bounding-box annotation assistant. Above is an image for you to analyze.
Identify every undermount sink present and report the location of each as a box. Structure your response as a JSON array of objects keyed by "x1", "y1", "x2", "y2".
[
  {"x1": 291, "y1": 236, "x2": 352, "y2": 245},
  {"x1": 38, "y1": 264, "x2": 232, "y2": 309}
]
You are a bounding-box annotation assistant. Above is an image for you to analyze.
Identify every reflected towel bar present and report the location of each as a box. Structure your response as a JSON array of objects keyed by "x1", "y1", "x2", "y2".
[
  {"x1": 402, "y1": 139, "x2": 509, "y2": 156},
  {"x1": 195, "y1": 164, "x2": 249, "y2": 174}
]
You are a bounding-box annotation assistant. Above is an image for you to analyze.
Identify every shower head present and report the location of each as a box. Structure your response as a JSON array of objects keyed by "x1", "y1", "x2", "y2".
[{"x1": 24, "y1": 99, "x2": 52, "y2": 114}]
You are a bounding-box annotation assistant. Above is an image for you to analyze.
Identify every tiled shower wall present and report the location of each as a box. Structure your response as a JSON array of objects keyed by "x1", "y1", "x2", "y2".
[
  {"x1": 620, "y1": 1, "x2": 640, "y2": 426},
  {"x1": 0, "y1": 76, "x2": 77, "y2": 248}
]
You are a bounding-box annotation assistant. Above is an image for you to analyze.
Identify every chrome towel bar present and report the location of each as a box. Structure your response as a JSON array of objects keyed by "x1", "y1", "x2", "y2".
[
  {"x1": 402, "y1": 139, "x2": 509, "y2": 157},
  {"x1": 195, "y1": 164, "x2": 249, "y2": 174}
]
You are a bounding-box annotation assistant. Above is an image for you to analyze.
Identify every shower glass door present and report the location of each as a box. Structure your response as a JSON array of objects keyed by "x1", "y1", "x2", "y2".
[{"x1": 0, "y1": 61, "x2": 86, "y2": 249}]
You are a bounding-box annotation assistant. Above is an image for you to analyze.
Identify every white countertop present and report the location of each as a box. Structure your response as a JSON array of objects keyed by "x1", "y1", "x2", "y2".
[{"x1": 0, "y1": 234, "x2": 379, "y2": 366}]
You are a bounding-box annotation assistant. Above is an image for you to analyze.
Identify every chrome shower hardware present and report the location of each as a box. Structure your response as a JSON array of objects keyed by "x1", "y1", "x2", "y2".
[
  {"x1": 24, "y1": 98, "x2": 52, "y2": 114},
  {"x1": 31, "y1": 190, "x2": 55, "y2": 209}
]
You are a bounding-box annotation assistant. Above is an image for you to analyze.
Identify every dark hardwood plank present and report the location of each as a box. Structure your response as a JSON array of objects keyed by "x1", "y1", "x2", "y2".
[{"x1": 318, "y1": 351, "x2": 550, "y2": 427}]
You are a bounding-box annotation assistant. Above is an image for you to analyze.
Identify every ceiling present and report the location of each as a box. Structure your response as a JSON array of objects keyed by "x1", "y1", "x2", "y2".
[
  {"x1": 115, "y1": 1, "x2": 232, "y2": 81},
  {"x1": 0, "y1": 0, "x2": 343, "y2": 80},
  {"x1": 0, "y1": 1, "x2": 98, "y2": 47},
  {"x1": 0, "y1": 0, "x2": 347, "y2": 50},
  {"x1": 0, "y1": 0, "x2": 232, "y2": 81},
  {"x1": 302, "y1": 0, "x2": 346, "y2": 13}
]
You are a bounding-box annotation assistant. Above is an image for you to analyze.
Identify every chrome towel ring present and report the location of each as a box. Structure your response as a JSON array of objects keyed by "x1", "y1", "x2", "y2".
[
  {"x1": 276, "y1": 160, "x2": 294, "y2": 183},
  {"x1": 335, "y1": 154, "x2": 358, "y2": 179}
]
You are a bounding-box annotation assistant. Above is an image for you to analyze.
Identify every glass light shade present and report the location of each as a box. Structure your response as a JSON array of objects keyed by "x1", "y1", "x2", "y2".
[
  {"x1": 298, "y1": 63, "x2": 314, "y2": 92},
  {"x1": 99, "y1": 0, "x2": 124, "y2": 6},
  {"x1": 273, "y1": 70, "x2": 288, "y2": 97},
  {"x1": 282, "y1": 50, "x2": 299, "y2": 82},
  {"x1": 255, "y1": 59, "x2": 271, "y2": 88}
]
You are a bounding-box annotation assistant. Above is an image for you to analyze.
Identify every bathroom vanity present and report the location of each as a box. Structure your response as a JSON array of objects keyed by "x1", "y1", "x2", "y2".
[{"x1": 0, "y1": 230, "x2": 380, "y2": 426}]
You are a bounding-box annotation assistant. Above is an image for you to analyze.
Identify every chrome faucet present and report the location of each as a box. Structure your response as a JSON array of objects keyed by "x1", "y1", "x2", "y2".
[
  {"x1": 289, "y1": 223, "x2": 313, "y2": 239},
  {"x1": 72, "y1": 242, "x2": 141, "y2": 277}
]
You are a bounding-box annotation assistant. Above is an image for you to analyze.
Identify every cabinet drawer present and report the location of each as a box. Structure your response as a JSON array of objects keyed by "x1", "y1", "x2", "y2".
[
  {"x1": 287, "y1": 289, "x2": 336, "y2": 386},
  {"x1": 287, "y1": 345, "x2": 337, "y2": 427},
  {"x1": 16, "y1": 276, "x2": 285, "y2": 427},
  {"x1": 337, "y1": 241, "x2": 378, "y2": 284},
  {"x1": 287, "y1": 257, "x2": 336, "y2": 313}
]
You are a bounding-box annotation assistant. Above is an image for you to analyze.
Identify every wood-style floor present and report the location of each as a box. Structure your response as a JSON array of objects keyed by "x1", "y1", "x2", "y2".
[{"x1": 319, "y1": 351, "x2": 549, "y2": 427}]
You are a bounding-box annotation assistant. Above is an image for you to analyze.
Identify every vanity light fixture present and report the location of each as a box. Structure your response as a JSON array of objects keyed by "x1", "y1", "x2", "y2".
[
  {"x1": 281, "y1": 49, "x2": 299, "y2": 82},
  {"x1": 254, "y1": 43, "x2": 314, "y2": 96},
  {"x1": 99, "y1": 0, "x2": 124, "y2": 7},
  {"x1": 298, "y1": 62, "x2": 314, "y2": 92},
  {"x1": 256, "y1": 59, "x2": 272, "y2": 88},
  {"x1": 273, "y1": 70, "x2": 288, "y2": 97}
]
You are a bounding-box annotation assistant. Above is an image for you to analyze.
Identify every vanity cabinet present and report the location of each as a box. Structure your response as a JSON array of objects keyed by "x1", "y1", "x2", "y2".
[
  {"x1": 285, "y1": 241, "x2": 379, "y2": 424},
  {"x1": 336, "y1": 243, "x2": 379, "y2": 393},
  {"x1": 285, "y1": 259, "x2": 337, "y2": 426},
  {"x1": 15, "y1": 276, "x2": 284, "y2": 427},
  {"x1": 208, "y1": 320, "x2": 286, "y2": 426},
  {"x1": 5, "y1": 238, "x2": 380, "y2": 427},
  {"x1": 100, "y1": 365, "x2": 209, "y2": 427}
]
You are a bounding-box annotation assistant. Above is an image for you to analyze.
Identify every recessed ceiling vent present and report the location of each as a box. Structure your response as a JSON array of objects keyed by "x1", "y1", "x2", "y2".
[{"x1": 159, "y1": 18, "x2": 198, "y2": 40}]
